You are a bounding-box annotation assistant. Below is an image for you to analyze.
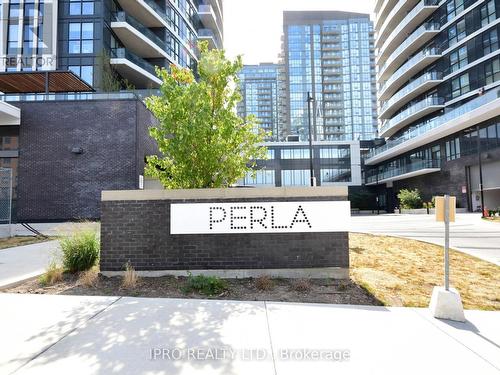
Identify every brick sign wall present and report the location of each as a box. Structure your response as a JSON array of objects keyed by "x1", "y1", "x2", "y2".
[{"x1": 100, "y1": 188, "x2": 350, "y2": 278}]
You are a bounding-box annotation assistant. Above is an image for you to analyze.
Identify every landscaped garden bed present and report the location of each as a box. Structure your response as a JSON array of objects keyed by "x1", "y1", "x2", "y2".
[
  {"x1": 3, "y1": 233, "x2": 499, "y2": 310},
  {"x1": 3, "y1": 273, "x2": 380, "y2": 306}
]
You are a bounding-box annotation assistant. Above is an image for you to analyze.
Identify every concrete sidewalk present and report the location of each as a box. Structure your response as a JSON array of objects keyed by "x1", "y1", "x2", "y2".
[
  {"x1": 0, "y1": 241, "x2": 60, "y2": 288},
  {"x1": 351, "y1": 213, "x2": 500, "y2": 265},
  {"x1": 0, "y1": 294, "x2": 498, "y2": 375}
]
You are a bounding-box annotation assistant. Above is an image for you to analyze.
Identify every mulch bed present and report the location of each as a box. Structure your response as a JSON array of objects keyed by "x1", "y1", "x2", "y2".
[{"x1": 2, "y1": 273, "x2": 382, "y2": 306}]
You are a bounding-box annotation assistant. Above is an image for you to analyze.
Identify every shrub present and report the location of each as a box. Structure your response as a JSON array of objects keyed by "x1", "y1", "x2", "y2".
[
  {"x1": 78, "y1": 267, "x2": 99, "y2": 288},
  {"x1": 291, "y1": 278, "x2": 312, "y2": 292},
  {"x1": 397, "y1": 189, "x2": 422, "y2": 209},
  {"x1": 39, "y1": 261, "x2": 63, "y2": 286},
  {"x1": 255, "y1": 275, "x2": 274, "y2": 291},
  {"x1": 60, "y1": 229, "x2": 100, "y2": 273},
  {"x1": 182, "y1": 272, "x2": 227, "y2": 296},
  {"x1": 121, "y1": 261, "x2": 138, "y2": 289}
]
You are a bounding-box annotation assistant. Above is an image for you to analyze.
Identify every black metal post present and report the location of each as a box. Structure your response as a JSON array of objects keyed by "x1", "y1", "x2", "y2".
[
  {"x1": 307, "y1": 92, "x2": 315, "y2": 187},
  {"x1": 476, "y1": 125, "x2": 486, "y2": 217}
]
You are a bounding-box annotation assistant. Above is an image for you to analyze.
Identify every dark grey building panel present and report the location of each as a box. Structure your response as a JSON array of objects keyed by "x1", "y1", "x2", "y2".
[{"x1": 16, "y1": 98, "x2": 155, "y2": 221}]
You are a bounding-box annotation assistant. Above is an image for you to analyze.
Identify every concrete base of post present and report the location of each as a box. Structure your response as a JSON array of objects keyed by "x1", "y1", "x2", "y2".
[{"x1": 429, "y1": 286, "x2": 466, "y2": 322}]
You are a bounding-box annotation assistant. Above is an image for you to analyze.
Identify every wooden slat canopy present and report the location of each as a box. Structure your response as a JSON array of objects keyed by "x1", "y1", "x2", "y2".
[{"x1": 0, "y1": 71, "x2": 94, "y2": 93}]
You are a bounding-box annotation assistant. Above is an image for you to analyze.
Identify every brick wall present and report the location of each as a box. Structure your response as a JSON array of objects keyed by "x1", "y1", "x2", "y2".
[
  {"x1": 16, "y1": 99, "x2": 157, "y2": 221},
  {"x1": 100, "y1": 193, "x2": 349, "y2": 273}
]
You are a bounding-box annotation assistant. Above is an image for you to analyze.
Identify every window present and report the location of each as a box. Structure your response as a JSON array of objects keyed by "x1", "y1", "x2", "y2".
[
  {"x1": 68, "y1": 22, "x2": 93, "y2": 54},
  {"x1": 9, "y1": 0, "x2": 20, "y2": 18},
  {"x1": 243, "y1": 169, "x2": 275, "y2": 186},
  {"x1": 22, "y1": 24, "x2": 35, "y2": 55},
  {"x1": 69, "y1": 0, "x2": 94, "y2": 15},
  {"x1": 482, "y1": 29, "x2": 498, "y2": 55},
  {"x1": 446, "y1": 0, "x2": 465, "y2": 21},
  {"x1": 320, "y1": 168, "x2": 351, "y2": 183},
  {"x1": 7, "y1": 24, "x2": 19, "y2": 54},
  {"x1": 281, "y1": 148, "x2": 310, "y2": 159},
  {"x1": 69, "y1": 65, "x2": 93, "y2": 85},
  {"x1": 281, "y1": 170, "x2": 310, "y2": 186},
  {"x1": 480, "y1": 0, "x2": 496, "y2": 27},
  {"x1": 448, "y1": 19, "x2": 466, "y2": 47},
  {"x1": 445, "y1": 137, "x2": 461, "y2": 160},
  {"x1": 451, "y1": 72, "x2": 470, "y2": 98},
  {"x1": 484, "y1": 57, "x2": 500, "y2": 85},
  {"x1": 449, "y1": 46, "x2": 467, "y2": 72}
]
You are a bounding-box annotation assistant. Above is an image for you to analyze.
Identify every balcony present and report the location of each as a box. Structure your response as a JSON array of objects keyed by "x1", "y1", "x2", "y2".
[
  {"x1": 366, "y1": 159, "x2": 441, "y2": 185},
  {"x1": 111, "y1": 12, "x2": 170, "y2": 59},
  {"x1": 322, "y1": 60, "x2": 341, "y2": 67},
  {"x1": 377, "y1": 0, "x2": 441, "y2": 64},
  {"x1": 378, "y1": 22, "x2": 440, "y2": 81},
  {"x1": 115, "y1": 0, "x2": 168, "y2": 28},
  {"x1": 375, "y1": 0, "x2": 421, "y2": 49},
  {"x1": 322, "y1": 43, "x2": 341, "y2": 51},
  {"x1": 110, "y1": 48, "x2": 162, "y2": 89},
  {"x1": 375, "y1": 0, "x2": 399, "y2": 30},
  {"x1": 0, "y1": 101, "x2": 20, "y2": 125},
  {"x1": 199, "y1": 4, "x2": 223, "y2": 45},
  {"x1": 323, "y1": 68, "x2": 341, "y2": 75},
  {"x1": 379, "y1": 72, "x2": 443, "y2": 119},
  {"x1": 322, "y1": 52, "x2": 342, "y2": 59},
  {"x1": 379, "y1": 96, "x2": 444, "y2": 138},
  {"x1": 323, "y1": 76, "x2": 342, "y2": 83},
  {"x1": 378, "y1": 47, "x2": 441, "y2": 101},
  {"x1": 197, "y1": 28, "x2": 221, "y2": 49},
  {"x1": 366, "y1": 88, "x2": 500, "y2": 165},
  {"x1": 323, "y1": 84, "x2": 342, "y2": 93}
]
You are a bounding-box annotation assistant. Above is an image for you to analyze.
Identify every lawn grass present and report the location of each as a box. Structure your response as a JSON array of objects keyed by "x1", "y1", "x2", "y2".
[
  {"x1": 349, "y1": 233, "x2": 500, "y2": 310},
  {"x1": 0, "y1": 236, "x2": 55, "y2": 250}
]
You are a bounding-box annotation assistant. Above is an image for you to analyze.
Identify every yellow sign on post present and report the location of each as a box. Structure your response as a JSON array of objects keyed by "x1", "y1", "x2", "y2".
[{"x1": 435, "y1": 196, "x2": 456, "y2": 222}]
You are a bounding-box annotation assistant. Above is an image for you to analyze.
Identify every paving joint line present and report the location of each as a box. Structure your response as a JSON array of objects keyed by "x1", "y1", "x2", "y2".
[
  {"x1": 10, "y1": 296, "x2": 123, "y2": 375},
  {"x1": 410, "y1": 308, "x2": 500, "y2": 372},
  {"x1": 264, "y1": 301, "x2": 278, "y2": 375}
]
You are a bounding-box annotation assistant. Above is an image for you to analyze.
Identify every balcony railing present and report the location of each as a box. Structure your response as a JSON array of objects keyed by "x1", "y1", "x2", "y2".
[
  {"x1": 379, "y1": 46, "x2": 440, "y2": 96},
  {"x1": 380, "y1": 96, "x2": 444, "y2": 135},
  {"x1": 111, "y1": 48, "x2": 158, "y2": 76},
  {"x1": 378, "y1": 22, "x2": 440, "y2": 77},
  {"x1": 366, "y1": 159, "x2": 441, "y2": 184},
  {"x1": 378, "y1": 0, "x2": 440, "y2": 57},
  {"x1": 380, "y1": 72, "x2": 442, "y2": 115},
  {"x1": 368, "y1": 88, "x2": 500, "y2": 159},
  {"x1": 112, "y1": 11, "x2": 167, "y2": 52},
  {"x1": 0, "y1": 92, "x2": 137, "y2": 102}
]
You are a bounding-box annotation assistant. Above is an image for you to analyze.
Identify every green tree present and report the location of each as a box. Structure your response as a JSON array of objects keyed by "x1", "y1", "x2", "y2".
[
  {"x1": 145, "y1": 42, "x2": 267, "y2": 189},
  {"x1": 397, "y1": 188, "x2": 423, "y2": 209}
]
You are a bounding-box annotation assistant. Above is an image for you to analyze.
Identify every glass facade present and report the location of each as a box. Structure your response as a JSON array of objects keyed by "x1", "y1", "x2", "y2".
[
  {"x1": 238, "y1": 142, "x2": 358, "y2": 187},
  {"x1": 372, "y1": 0, "x2": 500, "y2": 161},
  {"x1": 283, "y1": 12, "x2": 377, "y2": 142},
  {"x1": 237, "y1": 64, "x2": 280, "y2": 139},
  {"x1": 1, "y1": 0, "x2": 223, "y2": 90}
]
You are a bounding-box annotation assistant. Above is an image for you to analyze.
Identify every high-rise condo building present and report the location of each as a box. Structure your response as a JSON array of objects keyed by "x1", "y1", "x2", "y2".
[
  {"x1": 280, "y1": 11, "x2": 378, "y2": 142},
  {"x1": 237, "y1": 63, "x2": 280, "y2": 140},
  {"x1": 0, "y1": 0, "x2": 223, "y2": 89},
  {"x1": 367, "y1": 0, "x2": 500, "y2": 212}
]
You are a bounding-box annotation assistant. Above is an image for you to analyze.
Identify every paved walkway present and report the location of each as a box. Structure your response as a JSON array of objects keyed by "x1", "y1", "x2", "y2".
[
  {"x1": 0, "y1": 241, "x2": 60, "y2": 288},
  {"x1": 351, "y1": 213, "x2": 500, "y2": 265},
  {"x1": 0, "y1": 294, "x2": 498, "y2": 375},
  {"x1": 0, "y1": 222, "x2": 97, "y2": 288}
]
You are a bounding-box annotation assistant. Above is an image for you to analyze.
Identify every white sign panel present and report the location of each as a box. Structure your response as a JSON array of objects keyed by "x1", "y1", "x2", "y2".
[{"x1": 170, "y1": 201, "x2": 350, "y2": 234}]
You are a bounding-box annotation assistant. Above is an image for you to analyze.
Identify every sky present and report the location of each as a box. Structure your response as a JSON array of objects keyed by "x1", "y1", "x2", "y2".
[{"x1": 223, "y1": 0, "x2": 376, "y2": 65}]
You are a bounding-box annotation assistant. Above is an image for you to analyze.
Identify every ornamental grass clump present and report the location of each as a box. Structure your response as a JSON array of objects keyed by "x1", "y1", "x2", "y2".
[{"x1": 60, "y1": 230, "x2": 100, "y2": 273}]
